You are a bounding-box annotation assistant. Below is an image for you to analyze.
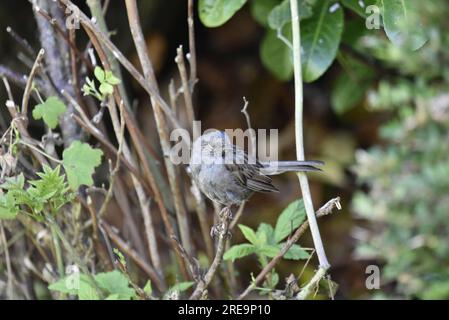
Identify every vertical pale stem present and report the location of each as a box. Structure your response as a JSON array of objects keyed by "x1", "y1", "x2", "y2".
[{"x1": 290, "y1": 0, "x2": 330, "y2": 269}]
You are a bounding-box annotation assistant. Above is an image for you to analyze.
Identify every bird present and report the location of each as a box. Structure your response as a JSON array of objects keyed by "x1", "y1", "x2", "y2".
[{"x1": 189, "y1": 130, "x2": 323, "y2": 210}]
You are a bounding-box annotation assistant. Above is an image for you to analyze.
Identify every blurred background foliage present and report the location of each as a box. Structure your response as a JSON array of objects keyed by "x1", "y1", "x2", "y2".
[{"x1": 0, "y1": 0, "x2": 448, "y2": 299}]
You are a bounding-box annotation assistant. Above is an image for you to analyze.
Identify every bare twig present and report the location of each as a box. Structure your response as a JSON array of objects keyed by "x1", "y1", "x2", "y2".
[
  {"x1": 190, "y1": 181, "x2": 214, "y2": 260},
  {"x1": 22, "y1": 49, "x2": 45, "y2": 117},
  {"x1": 0, "y1": 222, "x2": 14, "y2": 299},
  {"x1": 6, "y1": 26, "x2": 36, "y2": 57},
  {"x1": 100, "y1": 221, "x2": 166, "y2": 292},
  {"x1": 190, "y1": 208, "x2": 232, "y2": 300},
  {"x1": 124, "y1": 0, "x2": 193, "y2": 258},
  {"x1": 187, "y1": 0, "x2": 197, "y2": 89},
  {"x1": 237, "y1": 197, "x2": 341, "y2": 300},
  {"x1": 175, "y1": 45, "x2": 195, "y2": 128},
  {"x1": 57, "y1": 0, "x2": 182, "y2": 129},
  {"x1": 97, "y1": 102, "x2": 125, "y2": 219}
]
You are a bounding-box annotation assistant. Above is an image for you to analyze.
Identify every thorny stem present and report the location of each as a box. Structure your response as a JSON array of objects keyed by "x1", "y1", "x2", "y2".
[{"x1": 290, "y1": 0, "x2": 330, "y2": 269}]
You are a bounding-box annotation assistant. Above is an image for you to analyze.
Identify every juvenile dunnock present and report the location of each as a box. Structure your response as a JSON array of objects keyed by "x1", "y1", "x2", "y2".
[{"x1": 189, "y1": 131, "x2": 323, "y2": 209}]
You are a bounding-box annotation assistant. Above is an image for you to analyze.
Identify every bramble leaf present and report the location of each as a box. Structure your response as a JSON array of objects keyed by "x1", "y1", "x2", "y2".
[
  {"x1": 62, "y1": 141, "x2": 103, "y2": 190},
  {"x1": 238, "y1": 224, "x2": 258, "y2": 245},
  {"x1": 274, "y1": 199, "x2": 306, "y2": 243},
  {"x1": 32, "y1": 96, "x2": 67, "y2": 129},
  {"x1": 224, "y1": 243, "x2": 257, "y2": 261}
]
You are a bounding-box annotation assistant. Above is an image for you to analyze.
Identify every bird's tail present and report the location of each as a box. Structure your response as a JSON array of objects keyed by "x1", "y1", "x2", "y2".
[{"x1": 260, "y1": 160, "x2": 324, "y2": 175}]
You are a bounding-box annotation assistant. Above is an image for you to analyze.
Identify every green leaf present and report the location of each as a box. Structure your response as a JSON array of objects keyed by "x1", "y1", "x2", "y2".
[
  {"x1": 250, "y1": 0, "x2": 280, "y2": 27},
  {"x1": 0, "y1": 205, "x2": 18, "y2": 220},
  {"x1": 99, "y1": 83, "x2": 114, "y2": 95},
  {"x1": 341, "y1": 0, "x2": 378, "y2": 18},
  {"x1": 258, "y1": 244, "x2": 281, "y2": 258},
  {"x1": 105, "y1": 293, "x2": 121, "y2": 300},
  {"x1": 199, "y1": 0, "x2": 248, "y2": 27},
  {"x1": 224, "y1": 243, "x2": 257, "y2": 261},
  {"x1": 94, "y1": 270, "x2": 135, "y2": 300},
  {"x1": 62, "y1": 141, "x2": 103, "y2": 190},
  {"x1": 238, "y1": 224, "x2": 258, "y2": 244},
  {"x1": 0, "y1": 174, "x2": 25, "y2": 190},
  {"x1": 380, "y1": 0, "x2": 428, "y2": 51},
  {"x1": 105, "y1": 71, "x2": 121, "y2": 85},
  {"x1": 331, "y1": 58, "x2": 375, "y2": 114},
  {"x1": 256, "y1": 223, "x2": 275, "y2": 245},
  {"x1": 143, "y1": 280, "x2": 152, "y2": 295},
  {"x1": 260, "y1": 26, "x2": 293, "y2": 81},
  {"x1": 283, "y1": 244, "x2": 310, "y2": 260},
  {"x1": 32, "y1": 96, "x2": 67, "y2": 129},
  {"x1": 268, "y1": 0, "x2": 312, "y2": 31},
  {"x1": 78, "y1": 281, "x2": 100, "y2": 300},
  {"x1": 94, "y1": 66, "x2": 105, "y2": 81},
  {"x1": 48, "y1": 273, "x2": 91, "y2": 295},
  {"x1": 301, "y1": 0, "x2": 344, "y2": 82},
  {"x1": 169, "y1": 281, "x2": 194, "y2": 293},
  {"x1": 274, "y1": 199, "x2": 306, "y2": 243}
]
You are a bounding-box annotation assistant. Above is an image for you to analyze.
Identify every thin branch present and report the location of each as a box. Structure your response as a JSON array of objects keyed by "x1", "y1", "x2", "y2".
[
  {"x1": 190, "y1": 208, "x2": 232, "y2": 300},
  {"x1": 290, "y1": 0, "x2": 330, "y2": 269},
  {"x1": 0, "y1": 222, "x2": 14, "y2": 299},
  {"x1": 124, "y1": 0, "x2": 193, "y2": 258},
  {"x1": 97, "y1": 103, "x2": 125, "y2": 220},
  {"x1": 237, "y1": 197, "x2": 341, "y2": 300},
  {"x1": 0, "y1": 65, "x2": 28, "y2": 87},
  {"x1": 187, "y1": 0, "x2": 197, "y2": 89},
  {"x1": 6, "y1": 26, "x2": 36, "y2": 57},
  {"x1": 100, "y1": 221, "x2": 166, "y2": 292},
  {"x1": 240, "y1": 97, "x2": 256, "y2": 158},
  {"x1": 57, "y1": 0, "x2": 182, "y2": 130},
  {"x1": 175, "y1": 45, "x2": 195, "y2": 128}
]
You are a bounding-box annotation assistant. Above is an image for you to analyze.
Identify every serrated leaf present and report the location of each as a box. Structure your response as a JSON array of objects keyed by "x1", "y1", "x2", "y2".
[
  {"x1": 268, "y1": 0, "x2": 312, "y2": 31},
  {"x1": 274, "y1": 199, "x2": 306, "y2": 243},
  {"x1": 78, "y1": 281, "x2": 100, "y2": 300},
  {"x1": 62, "y1": 141, "x2": 103, "y2": 190},
  {"x1": 48, "y1": 273, "x2": 90, "y2": 295},
  {"x1": 380, "y1": 0, "x2": 428, "y2": 51},
  {"x1": 199, "y1": 0, "x2": 247, "y2": 27},
  {"x1": 224, "y1": 243, "x2": 257, "y2": 261},
  {"x1": 283, "y1": 244, "x2": 310, "y2": 260},
  {"x1": 94, "y1": 66, "x2": 105, "y2": 81},
  {"x1": 0, "y1": 205, "x2": 18, "y2": 220},
  {"x1": 258, "y1": 244, "x2": 281, "y2": 258},
  {"x1": 256, "y1": 223, "x2": 275, "y2": 245},
  {"x1": 301, "y1": 0, "x2": 344, "y2": 82},
  {"x1": 238, "y1": 224, "x2": 258, "y2": 244},
  {"x1": 260, "y1": 26, "x2": 293, "y2": 81},
  {"x1": 0, "y1": 174, "x2": 25, "y2": 190},
  {"x1": 32, "y1": 96, "x2": 67, "y2": 129},
  {"x1": 95, "y1": 270, "x2": 135, "y2": 300}
]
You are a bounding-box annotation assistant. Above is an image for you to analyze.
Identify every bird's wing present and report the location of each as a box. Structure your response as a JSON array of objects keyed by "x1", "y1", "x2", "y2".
[{"x1": 224, "y1": 146, "x2": 279, "y2": 193}]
